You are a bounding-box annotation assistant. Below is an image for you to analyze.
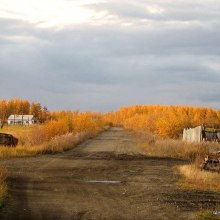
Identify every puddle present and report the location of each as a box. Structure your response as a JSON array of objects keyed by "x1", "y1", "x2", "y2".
[
  {"x1": 86, "y1": 180, "x2": 122, "y2": 184},
  {"x1": 72, "y1": 179, "x2": 124, "y2": 184}
]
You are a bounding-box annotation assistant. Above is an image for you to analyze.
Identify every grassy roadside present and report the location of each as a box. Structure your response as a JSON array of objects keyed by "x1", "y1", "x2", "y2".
[
  {"x1": 196, "y1": 209, "x2": 220, "y2": 220},
  {"x1": 131, "y1": 130, "x2": 220, "y2": 191},
  {"x1": 131, "y1": 130, "x2": 219, "y2": 160},
  {"x1": 0, "y1": 124, "x2": 110, "y2": 158},
  {"x1": 177, "y1": 165, "x2": 220, "y2": 219},
  {"x1": 0, "y1": 130, "x2": 101, "y2": 159},
  {"x1": 178, "y1": 165, "x2": 220, "y2": 192}
]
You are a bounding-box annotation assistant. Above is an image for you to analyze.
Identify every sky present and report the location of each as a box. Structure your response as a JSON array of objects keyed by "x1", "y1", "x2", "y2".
[{"x1": 0, "y1": 0, "x2": 220, "y2": 112}]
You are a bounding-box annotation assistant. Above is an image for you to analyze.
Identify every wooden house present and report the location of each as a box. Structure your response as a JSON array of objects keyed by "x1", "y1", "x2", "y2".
[{"x1": 8, "y1": 115, "x2": 35, "y2": 125}]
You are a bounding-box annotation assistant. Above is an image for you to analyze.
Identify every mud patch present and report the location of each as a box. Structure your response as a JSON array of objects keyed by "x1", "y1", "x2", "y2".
[{"x1": 61, "y1": 152, "x2": 187, "y2": 162}]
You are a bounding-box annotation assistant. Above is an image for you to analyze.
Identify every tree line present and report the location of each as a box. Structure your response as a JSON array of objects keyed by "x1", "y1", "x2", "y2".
[
  {"x1": 0, "y1": 99, "x2": 107, "y2": 132},
  {"x1": 0, "y1": 99, "x2": 48, "y2": 123},
  {"x1": 105, "y1": 105, "x2": 220, "y2": 138},
  {"x1": 1, "y1": 99, "x2": 220, "y2": 139}
]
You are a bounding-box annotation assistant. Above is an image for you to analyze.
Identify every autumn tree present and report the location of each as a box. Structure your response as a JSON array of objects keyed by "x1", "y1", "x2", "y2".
[
  {"x1": 30, "y1": 102, "x2": 42, "y2": 121},
  {"x1": 0, "y1": 99, "x2": 6, "y2": 122},
  {"x1": 110, "y1": 105, "x2": 220, "y2": 139}
]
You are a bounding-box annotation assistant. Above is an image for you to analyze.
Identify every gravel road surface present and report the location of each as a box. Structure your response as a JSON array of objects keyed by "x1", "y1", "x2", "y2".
[{"x1": 0, "y1": 127, "x2": 219, "y2": 220}]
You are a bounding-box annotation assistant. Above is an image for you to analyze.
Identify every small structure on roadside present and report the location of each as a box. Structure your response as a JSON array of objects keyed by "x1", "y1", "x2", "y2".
[
  {"x1": 8, "y1": 115, "x2": 35, "y2": 126},
  {"x1": 0, "y1": 133, "x2": 18, "y2": 147},
  {"x1": 200, "y1": 152, "x2": 220, "y2": 172},
  {"x1": 183, "y1": 125, "x2": 220, "y2": 142}
]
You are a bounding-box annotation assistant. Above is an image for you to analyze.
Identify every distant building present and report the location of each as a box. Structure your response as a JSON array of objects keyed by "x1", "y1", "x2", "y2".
[
  {"x1": 183, "y1": 125, "x2": 203, "y2": 142},
  {"x1": 8, "y1": 115, "x2": 35, "y2": 125},
  {"x1": 183, "y1": 125, "x2": 220, "y2": 142}
]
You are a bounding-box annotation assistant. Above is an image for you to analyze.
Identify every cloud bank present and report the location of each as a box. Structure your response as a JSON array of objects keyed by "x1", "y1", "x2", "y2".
[{"x1": 0, "y1": 0, "x2": 220, "y2": 112}]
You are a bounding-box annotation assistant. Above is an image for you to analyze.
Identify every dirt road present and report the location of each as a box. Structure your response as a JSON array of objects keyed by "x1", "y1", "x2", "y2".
[{"x1": 0, "y1": 127, "x2": 219, "y2": 220}]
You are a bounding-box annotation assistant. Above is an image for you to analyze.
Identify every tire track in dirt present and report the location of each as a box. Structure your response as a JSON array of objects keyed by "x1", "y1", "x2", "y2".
[{"x1": 0, "y1": 127, "x2": 219, "y2": 220}]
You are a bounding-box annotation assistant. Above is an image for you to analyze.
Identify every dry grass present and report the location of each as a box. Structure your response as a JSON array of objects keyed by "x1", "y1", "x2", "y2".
[
  {"x1": 0, "y1": 121, "x2": 110, "y2": 159},
  {"x1": 0, "y1": 130, "x2": 101, "y2": 159},
  {"x1": 132, "y1": 130, "x2": 220, "y2": 164},
  {"x1": 178, "y1": 165, "x2": 220, "y2": 192},
  {"x1": 40, "y1": 130, "x2": 99, "y2": 154},
  {"x1": 196, "y1": 209, "x2": 220, "y2": 220}
]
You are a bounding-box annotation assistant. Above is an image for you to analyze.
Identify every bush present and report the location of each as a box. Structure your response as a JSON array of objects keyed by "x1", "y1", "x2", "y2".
[{"x1": 43, "y1": 120, "x2": 69, "y2": 141}]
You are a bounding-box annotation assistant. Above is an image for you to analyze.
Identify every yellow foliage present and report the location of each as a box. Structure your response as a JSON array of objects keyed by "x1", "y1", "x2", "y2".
[
  {"x1": 109, "y1": 105, "x2": 220, "y2": 139},
  {"x1": 43, "y1": 120, "x2": 69, "y2": 141},
  {"x1": 0, "y1": 110, "x2": 109, "y2": 158},
  {"x1": 73, "y1": 112, "x2": 99, "y2": 134}
]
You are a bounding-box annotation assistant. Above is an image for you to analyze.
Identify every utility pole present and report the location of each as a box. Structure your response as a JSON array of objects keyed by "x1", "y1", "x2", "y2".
[
  {"x1": 21, "y1": 106, "x2": 24, "y2": 126},
  {"x1": 1, "y1": 104, "x2": 5, "y2": 129},
  {"x1": 5, "y1": 110, "x2": 8, "y2": 128}
]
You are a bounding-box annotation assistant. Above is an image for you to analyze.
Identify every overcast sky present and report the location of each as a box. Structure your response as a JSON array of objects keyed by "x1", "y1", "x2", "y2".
[{"x1": 0, "y1": 0, "x2": 220, "y2": 112}]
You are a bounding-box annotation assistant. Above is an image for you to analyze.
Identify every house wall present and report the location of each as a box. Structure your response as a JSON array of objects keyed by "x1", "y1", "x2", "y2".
[
  {"x1": 183, "y1": 125, "x2": 202, "y2": 142},
  {"x1": 8, "y1": 119, "x2": 34, "y2": 125}
]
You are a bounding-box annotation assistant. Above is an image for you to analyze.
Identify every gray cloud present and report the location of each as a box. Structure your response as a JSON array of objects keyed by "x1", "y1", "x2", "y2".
[
  {"x1": 85, "y1": 1, "x2": 220, "y2": 22},
  {"x1": 1, "y1": 0, "x2": 220, "y2": 112}
]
